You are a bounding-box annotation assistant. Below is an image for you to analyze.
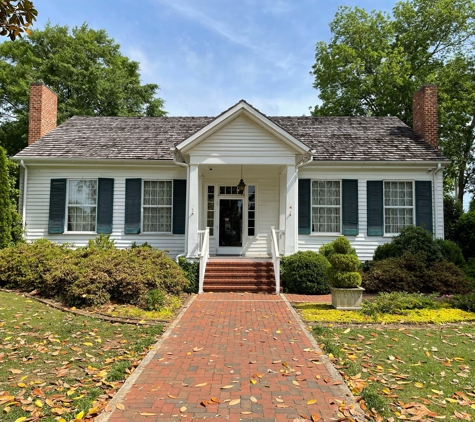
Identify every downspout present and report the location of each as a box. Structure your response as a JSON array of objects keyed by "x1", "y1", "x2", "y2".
[
  {"x1": 173, "y1": 149, "x2": 189, "y2": 262},
  {"x1": 19, "y1": 160, "x2": 28, "y2": 231},
  {"x1": 433, "y1": 163, "x2": 442, "y2": 238}
]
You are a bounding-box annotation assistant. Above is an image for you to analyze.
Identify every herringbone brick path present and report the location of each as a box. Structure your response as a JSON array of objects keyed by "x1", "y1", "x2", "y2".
[{"x1": 100, "y1": 294, "x2": 358, "y2": 422}]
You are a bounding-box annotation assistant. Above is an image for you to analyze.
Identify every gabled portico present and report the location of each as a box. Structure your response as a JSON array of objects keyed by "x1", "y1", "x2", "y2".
[{"x1": 173, "y1": 100, "x2": 312, "y2": 259}]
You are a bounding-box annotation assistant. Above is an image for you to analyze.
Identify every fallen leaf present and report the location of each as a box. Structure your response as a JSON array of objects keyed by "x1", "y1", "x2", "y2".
[
  {"x1": 307, "y1": 399, "x2": 318, "y2": 405},
  {"x1": 241, "y1": 411, "x2": 252, "y2": 414},
  {"x1": 116, "y1": 403, "x2": 125, "y2": 410},
  {"x1": 311, "y1": 414, "x2": 322, "y2": 422},
  {"x1": 75, "y1": 411, "x2": 85, "y2": 420},
  {"x1": 250, "y1": 396, "x2": 257, "y2": 403},
  {"x1": 193, "y1": 347, "x2": 203, "y2": 352},
  {"x1": 221, "y1": 385, "x2": 234, "y2": 389},
  {"x1": 277, "y1": 403, "x2": 288, "y2": 408},
  {"x1": 210, "y1": 397, "x2": 221, "y2": 403},
  {"x1": 275, "y1": 397, "x2": 284, "y2": 403},
  {"x1": 195, "y1": 383, "x2": 207, "y2": 387},
  {"x1": 180, "y1": 406, "x2": 187, "y2": 413},
  {"x1": 139, "y1": 412, "x2": 157, "y2": 416},
  {"x1": 229, "y1": 399, "x2": 240, "y2": 406},
  {"x1": 168, "y1": 394, "x2": 177, "y2": 398},
  {"x1": 292, "y1": 380, "x2": 300, "y2": 386}
]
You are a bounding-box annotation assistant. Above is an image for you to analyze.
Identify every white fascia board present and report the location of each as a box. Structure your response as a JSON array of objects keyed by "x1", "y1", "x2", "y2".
[
  {"x1": 190, "y1": 155, "x2": 296, "y2": 165},
  {"x1": 304, "y1": 160, "x2": 450, "y2": 169},
  {"x1": 10, "y1": 157, "x2": 177, "y2": 167},
  {"x1": 176, "y1": 102, "x2": 310, "y2": 154}
]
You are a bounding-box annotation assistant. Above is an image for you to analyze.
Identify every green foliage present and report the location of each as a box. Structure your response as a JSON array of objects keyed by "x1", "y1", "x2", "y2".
[
  {"x1": 361, "y1": 292, "x2": 441, "y2": 317},
  {"x1": 318, "y1": 242, "x2": 334, "y2": 258},
  {"x1": 86, "y1": 234, "x2": 116, "y2": 250},
  {"x1": 0, "y1": 146, "x2": 12, "y2": 248},
  {"x1": 0, "y1": 0, "x2": 37, "y2": 40},
  {"x1": 447, "y1": 293, "x2": 475, "y2": 312},
  {"x1": 373, "y1": 226, "x2": 443, "y2": 264},
  {"x1": 311, "y1": 0, "x2": 475, "y2": 203},
  {"x1": 326, "y1": 236, "x2": 362, "y2": 288},
  {"x1": 361, "y1": 385, "x2": 387, "y2": 416},
  {"x1": 281, "y1": 250, "x2": 331, "y2": 295},
  {"x1": 0, "y1": 237, "x2": 189, "y2": 308},
  {"x1": 145, "y1": 289, "x2": 166, "y2": 311},
  {"x1": 465, "y1": 258, "x2": 475, "y2": 287},
  {"x1": 0, "y1": 23, "x2": 166, "y2": 155},
  {"x1": 178, "y1": 257, "x2": 199, "y2": 294},
  {"x1": 443, "y1": 195, "x2": 464, "y2": 240},
  {"x1": 435, "y1": 238, "x2": 465, "y2": 268},
  {"x1": 363, "y1": 252, "x2": 470, "y2": 294},
  {"x1": 469, "y1": 197, "x2": 475, "y2": 212},
  {"x1": 454, "y1": 211, "x2": 475, "y2": 259},
  {"x1": 106, "y1": 360, "x2": 131, "y2": 382}
]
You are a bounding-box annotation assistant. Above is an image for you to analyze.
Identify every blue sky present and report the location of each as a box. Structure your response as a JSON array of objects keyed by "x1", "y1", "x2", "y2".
[{"x1": 33, "y1": 0, "x2": 396, "y2": 117}]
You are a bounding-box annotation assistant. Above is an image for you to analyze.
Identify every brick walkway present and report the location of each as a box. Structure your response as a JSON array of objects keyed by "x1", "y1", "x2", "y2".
[{"x1": 99, "y1": 293, "x2": 360, "y2": 422}]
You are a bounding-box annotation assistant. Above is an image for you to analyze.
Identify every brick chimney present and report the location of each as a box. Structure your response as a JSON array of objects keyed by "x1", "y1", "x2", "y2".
[
  {"x1": 413, "y1": 84, "x2": 438, "y2": 149},
  {"x1": 28, "y1": 83, "x2": 57, "y2": 145}
]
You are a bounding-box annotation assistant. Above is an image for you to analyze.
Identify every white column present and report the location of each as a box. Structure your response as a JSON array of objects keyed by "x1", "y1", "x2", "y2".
[
  {"x1": 285, "y1": 165, "x2": 298, "y2": 255},
  {"x1": 187, "y1": 164, "x2": 200, "y2": 258}
]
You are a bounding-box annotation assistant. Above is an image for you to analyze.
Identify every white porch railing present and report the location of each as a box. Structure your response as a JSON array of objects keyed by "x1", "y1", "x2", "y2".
[
  {"x1": 271, "y1": 227, "x2": 285, "y2": 295},
  {"x1": 198, "y1": 228, "x2": 210, "y2": 294}
]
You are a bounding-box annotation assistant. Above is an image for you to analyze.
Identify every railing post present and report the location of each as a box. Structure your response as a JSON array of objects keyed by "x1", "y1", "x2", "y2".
[{"x1": 198, "y1": 228, "x2": 209, "y2": 294}]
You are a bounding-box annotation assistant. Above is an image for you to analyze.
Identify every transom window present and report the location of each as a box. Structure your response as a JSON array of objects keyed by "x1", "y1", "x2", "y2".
[
  {"x1": 67, "y1": 179, "x2": 97, "y2": 232},
  {"x1": 219, "y1": 185, "x2": 239, "y2": 195},
  {"x1": 143, "y1": 180, "x2": 172, "y2": 232},
  {"x1": 311, "y1": 180, "x2": 341, "y2": 233},
  {"x1": 384, "y1": 181, "x2": 414, "y2": 234}
]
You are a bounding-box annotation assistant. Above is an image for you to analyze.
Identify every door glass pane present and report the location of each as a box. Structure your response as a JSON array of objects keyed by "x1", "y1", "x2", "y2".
[{"x1": 219, "y1": 199, "x2": 242, "y2": 247}]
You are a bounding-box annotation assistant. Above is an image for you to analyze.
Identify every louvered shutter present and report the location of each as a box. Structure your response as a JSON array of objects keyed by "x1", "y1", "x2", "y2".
[
  {"x1": 124, "y1": 178, "x2": 141, "y2": 234},
  {"x1": 173, "y1": 179, "x2": 187, "y2": 234},
  {"x1": 342, "y1": 179, "x2": 358, "y2": 235},
  {"x1": 298, "y1": 179, "x2": 311, "y2": 235},
  {"x1": 367, "y1": 181, "x2": 383, "y2": 236},
  {"x1": 415, "y1": 181, "x2": 433, "y2": 233},
  {"x1": 97, "y1": 178, "x2": 114, "y2": 234},
  {"x1": 48, "y1": 179, "x2": 66, "y2": 234}
]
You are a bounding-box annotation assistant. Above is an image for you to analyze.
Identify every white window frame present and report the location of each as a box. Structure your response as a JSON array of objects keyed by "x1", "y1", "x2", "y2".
[
  {"x1": 247, "y1": 184, "x2": 257, "y2": 237},
  {"x1": 141, "y1": 180, "x2": 173, "y2": 234},
  {"x1": 383, "y1": 180, "x2": 415, "y2": 235},
  {"x1": 65, "y1": 178, "x2": 98, "y2": 233},
  {"x1": 205, "y1": 184, "x2": 215, "y2": 237},
  {"x1": 311, "y1": 179, "x2": 342, "y2": 235}
]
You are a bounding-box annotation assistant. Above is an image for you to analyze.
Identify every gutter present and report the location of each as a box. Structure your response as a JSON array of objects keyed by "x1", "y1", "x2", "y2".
[
  {"x1": 19, "y1": 160, "x2": 28, "y2": 231},
  {"x1": 172, "y1": 149, "x2": 189, "y2": 262}
]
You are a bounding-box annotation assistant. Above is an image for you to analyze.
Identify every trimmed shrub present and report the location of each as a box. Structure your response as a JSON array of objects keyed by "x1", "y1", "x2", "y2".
[
  {"x1": 454, "y1": 211, "x2": 475, "y2": 259},
  {"x1": 435, "y1": 239, "x2": 465, "y2": 268},
  {"x1": 281, "y1": 251, "x2": 331, "y2": 295},
  {"x1": 373, "y1": 226, "x2": 443, "y2": 264},
  {"x1": 0, "y1": 238, "x2": 190, "y2": 308},
  {"x1": 362, "y1": 292, "x2": 440, "y2": 317},
  {"x1": 319, "y1": 238, "x2": 357, "y2": 259},
  {"x1": 326, "y1": 237, "x2": 362, "y2": 288},
  {"x1": 178, "y1": 257, "x2": 199, "y2": 293},
  {"x1": 363, "y1": 252, "x2": 469, "y2": 295},
  {"x1": 448, "y1": 293, "x2": 475, "y2": 312},
  {"x1": 444, "y1": 195, "x2": 464, "y2": 241}
]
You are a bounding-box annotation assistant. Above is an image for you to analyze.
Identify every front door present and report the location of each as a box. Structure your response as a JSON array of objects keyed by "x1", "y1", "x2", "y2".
[{"x1": 217, "y1": 199, "x2": 243, "y2": 255}]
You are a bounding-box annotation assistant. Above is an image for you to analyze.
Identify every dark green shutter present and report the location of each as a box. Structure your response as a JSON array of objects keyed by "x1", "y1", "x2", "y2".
[
  {"x1": 48, "y1": 179, "x2": 67, "y2": 234},
  {"x1": 342, "y1": 179, "x2": 359, "y2": 235},
  {"x1": 173, "y1": 179, "x2": 187, "y2": 234},
  {"x1": 124, "y1": 178, "x2": 141, "y2": 234},
  {"x1": 415, "y1": 181, "x2": 433, "y2": 233},
  {"x1": 367, "y1": 181, "x2": 383, "y2": 236},
  {"x1": 298, "y1": 179, "x2": 311, "y2": 235},
  {"x1": 97, "y1": 178, "x2": 114, "y2": 234}
]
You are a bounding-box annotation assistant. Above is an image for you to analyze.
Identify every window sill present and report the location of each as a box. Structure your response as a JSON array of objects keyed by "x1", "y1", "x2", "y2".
[
  {"x1": 65, "y1": 231, "x2": 98, "y2": 235},
  {"x1": 140, "y1": 232, "x2": 174, "y2": 236},
  {"x1": 383, "y1": 234, "x2": 397, "y2": 237},
  {"x1": 310, "y1": 232, "x2": 342, "y2": 236}
]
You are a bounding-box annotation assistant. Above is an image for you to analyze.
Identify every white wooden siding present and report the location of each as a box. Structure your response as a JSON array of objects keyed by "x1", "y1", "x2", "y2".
[
  {"x1": 191, "y1": 115, "x2": 297, "y2": 157},
  {"x1": 23, "y1": 164, "x2": 187, "y2": 256},
  {"x1": 297, "y1": 165, "x2": 443, "y2": 262}
]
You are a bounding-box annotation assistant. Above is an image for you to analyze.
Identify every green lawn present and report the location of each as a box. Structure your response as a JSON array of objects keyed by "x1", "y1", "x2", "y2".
[
  {"x1": 312, "y1": 323, "x2": 475, "y2": 420},
  {"x1": 0, "y1": 291, "x2": 163, "y2": 421}
]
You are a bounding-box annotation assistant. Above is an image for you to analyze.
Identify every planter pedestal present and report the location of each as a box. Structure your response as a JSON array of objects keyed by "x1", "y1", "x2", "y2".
[{"x1": 330, "y1": 287, "x2": 364, "y2": 310}]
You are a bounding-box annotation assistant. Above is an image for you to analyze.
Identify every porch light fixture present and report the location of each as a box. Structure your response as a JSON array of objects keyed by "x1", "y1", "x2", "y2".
[{"x1": 237, "y1": 166, "x2": 246, "y2": 195}]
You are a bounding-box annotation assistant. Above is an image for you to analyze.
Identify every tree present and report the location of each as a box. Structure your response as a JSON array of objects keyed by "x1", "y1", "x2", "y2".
[
  {"x1": 0, "y1": 23, "x2": 166, "y2": 155},
  {"x1": 0, "y1": 0, "x2": 37, "y2": 40},
  {"x1": 311, "y1": 0, "x2": 475, "y2": 202},
  {"x1": 0, "y1": 146, "x2": 12, "y2": 248}
]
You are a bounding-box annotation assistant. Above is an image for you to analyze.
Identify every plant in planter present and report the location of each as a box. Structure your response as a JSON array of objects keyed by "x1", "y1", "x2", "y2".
[{"x1": 326, "y1": 236, "x2": 364, "y2": 310}]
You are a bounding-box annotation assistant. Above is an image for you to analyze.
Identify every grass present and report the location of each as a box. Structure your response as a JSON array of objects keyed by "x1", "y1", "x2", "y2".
[
  {"x1": 311, "y1": 323, "x2": 475, "y2": 420},
  {"x1": 0, "y1": 290, "x2": 163, "y2": 421},
  {"x1": 295, "y1": 302, "x2": 475, "y2": 324}
]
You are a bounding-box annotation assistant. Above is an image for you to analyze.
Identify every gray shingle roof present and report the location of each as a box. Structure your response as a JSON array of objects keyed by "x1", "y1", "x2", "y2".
[{"x1": 14, "y1": 112, "x2": 446, "y2": 162}]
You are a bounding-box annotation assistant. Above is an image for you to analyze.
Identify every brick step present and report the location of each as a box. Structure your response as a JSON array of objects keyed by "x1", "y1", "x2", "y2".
[
  {"x1": 203, "y1": 285, "x2": 277, "y2": 293},
  {"x1": 206, "y1": 265, "x2": 273, "y2": 271},
  {"x1": 204, "y1": 281, "x2": 275, "y2": 287},
  {"x1": 204, "y1": 271, "x2": 274, "y2": 278}
]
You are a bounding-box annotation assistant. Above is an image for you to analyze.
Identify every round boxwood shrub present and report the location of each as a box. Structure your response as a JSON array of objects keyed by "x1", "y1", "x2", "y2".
[
  {"x1": 455, "y1": 211, "x2": 475, "y2": 259},
  {"x1": 281, "y1": 250, "x2": 331, "y2": 294},
  {"x1": 373, "y1": 226, "x2": 443, "y2": 264},
  {"x1": 435, "y1": 239, "x2": 465, "y2": 268},
  {"x1": 326, "y1": 237, "x2": 362, "y2": 288}
]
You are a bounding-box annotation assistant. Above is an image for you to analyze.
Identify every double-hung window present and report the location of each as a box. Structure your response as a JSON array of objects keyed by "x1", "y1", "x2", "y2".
[
  {"x1": 143, "y1": 180, "x2": 172, "y2": 233},
  {"x1": 384, "y1": 181, "x2": 414, "y2": 234},
  {"x1": 67, "y1": 179, "x2": 98, "y2": 232},
  {"x1": 311, "y1": 180, "x2": 341, "y2": 233}
]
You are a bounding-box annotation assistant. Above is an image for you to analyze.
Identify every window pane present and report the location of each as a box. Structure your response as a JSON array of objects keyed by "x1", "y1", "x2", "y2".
[
  {"x1": 68, "y1": 206, "x2": 96, "y2": 231},
  {"x1": 143, "y1": 181, "x2": 172, "y2": 206},
  {"x1": 143, "y1": 207, "x2": 172, "y2": 232},
  {"x1": 67, "y1": 180, "x2": 97, "y2": 231},
  {"x1": 68, "y1": 180, "x2": 97, "y2": 206}
]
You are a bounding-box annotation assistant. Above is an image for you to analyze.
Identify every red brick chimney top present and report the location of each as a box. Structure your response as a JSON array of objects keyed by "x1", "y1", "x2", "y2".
[
  {"x1": 28, "y1": 83, "x2": 57, "y2": 146},
  {"x1": 413, "y1": 84, "x2": 438, "y2": 149}
]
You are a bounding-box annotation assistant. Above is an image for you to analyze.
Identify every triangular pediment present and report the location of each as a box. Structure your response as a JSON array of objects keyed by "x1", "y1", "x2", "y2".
[{"x1": 176, "y1": 100, "x2": 310, "y2": 156}]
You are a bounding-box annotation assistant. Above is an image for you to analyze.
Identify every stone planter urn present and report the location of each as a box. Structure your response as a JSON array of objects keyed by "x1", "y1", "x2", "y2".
[{"x1": 330, "y1": 286, "x2": 365, "y2": 310}]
